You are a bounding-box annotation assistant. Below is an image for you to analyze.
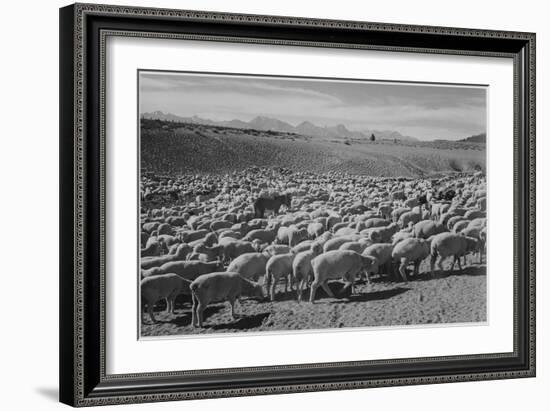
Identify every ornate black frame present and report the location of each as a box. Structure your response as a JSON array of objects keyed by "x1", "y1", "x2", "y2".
[{"x1": 59, "y1": 3, "x2": 536, "y2": 407}]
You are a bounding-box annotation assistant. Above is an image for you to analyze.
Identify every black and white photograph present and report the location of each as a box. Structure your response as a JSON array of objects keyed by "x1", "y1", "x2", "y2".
[{"x1": 138, "y1": 71, "x2": 488, "y2": 337}]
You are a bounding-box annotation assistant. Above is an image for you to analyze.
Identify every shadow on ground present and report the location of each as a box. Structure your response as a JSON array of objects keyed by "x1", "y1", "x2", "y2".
[
  {"x1": 209, "y1": 312, "x2": 271, "y2": 330},
  {"x1": 331, "y1": 287, "x2": 410, "y2": 304}
]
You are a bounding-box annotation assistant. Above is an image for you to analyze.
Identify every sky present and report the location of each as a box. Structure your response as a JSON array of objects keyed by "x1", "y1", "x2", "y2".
[{"x1": 139, "y1": 71, "x2": 487, "y2": 141}]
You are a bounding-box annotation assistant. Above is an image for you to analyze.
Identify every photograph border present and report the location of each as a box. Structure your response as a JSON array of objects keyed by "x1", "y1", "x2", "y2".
[
  {"x1": 136, "y1": 68, "x2": 490, "y2": 340},
  {"x1": 59, "y1": 3, "x2": 535, "y2": 407}
]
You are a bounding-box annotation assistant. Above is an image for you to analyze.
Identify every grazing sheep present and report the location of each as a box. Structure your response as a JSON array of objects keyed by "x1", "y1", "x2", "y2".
[
  {"x1": 362, "y1": 243, "x2": 394, "y2": 279},
  {"x1": 464, "y1": 210, "x2": 486, "y2": 220},
  {"x1": 147, "y1": 260, "x2": 224, "y2": 281},
  {"x1": 309, "y1": 250, "x2": 376, "y2": 302},
  {"x1": 430, "y1": 232, "x2": 479, "y2": 275},
  {"x1": 292, "y1": 242, "x2": 323, "y2": 302},
  {"x1": 398, "y1": 210, "x2": 421, "y2": 229},
  {"x1": 243, "y1": 228, "x2": 277, "y2": 244},
  {"x1": 291, "y1": 240, "x2": 314, "y2": 253},
  {"x1": 369, "y1": 223, "x2": 399, "y2": 243},
  {"x1": 226, "y1": 252, "x2": 269, "y2": 281},
  {"x1": 265, "y1": 253, "x2": 296, "y2": 301},
  {"x1": 140, "y1": 239, "x2": 168, "y2": 257},
  {"x1": 323, "y1": 235, "x2": 359, "y2": 253},
  {"x1": 413, "y1": 220, "x2": 447, "y2": 239},
  {"x1": 218, "y1": 238, "x2": 256, "y2": 262},
  {"x1": 187, "y1": 243, "x2": 223, "y2": 262},
  {"x1": 392, "y1": 229, "x2": 414, "y2": 245},
  {"x1": 339, "y1": 240, "x2": 372, "y2": 254},
  {"x1": 391, "y1": 207, "x2": 410, "y2": 223},
  {"x1": 288, "y1": 226, "x2": 308, "y2": 247},
  {"x1": 141, "y1": 274, "x2": 192, "y2": 323},
  {"x1": 190, "y1": 272, "x2": 264, "y2": 327},
  {"x1": 452, "y1": 220, "x2": 470, "y2": 233},
  {"x1": 307, "y1": 222, "x2": 325, "y2": 238},
  {"x1": 141, "y1": 243, "x2": 192, "y2": 270},
  {"x1": 263, "y1": 244, "x2": 292, "y2": 256},
  {"x1": 391, "y1": 238, "x2": 430, "y2": 282}
]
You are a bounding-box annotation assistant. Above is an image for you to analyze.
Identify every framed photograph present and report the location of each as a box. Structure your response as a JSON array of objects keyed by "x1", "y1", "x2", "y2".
[{"x1": 59, "y1": 3, "x2": 536, "y2": 407}]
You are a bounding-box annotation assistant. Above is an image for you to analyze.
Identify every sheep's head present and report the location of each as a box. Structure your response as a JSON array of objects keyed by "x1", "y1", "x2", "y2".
[{"x1": 360, "y1": 255, "x2": 377, "y2": 271}]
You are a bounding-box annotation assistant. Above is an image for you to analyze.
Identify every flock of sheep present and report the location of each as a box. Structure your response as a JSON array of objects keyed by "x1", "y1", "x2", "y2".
[{"x1": 140, "y1": 167, "x2": 487, "y2": 330}]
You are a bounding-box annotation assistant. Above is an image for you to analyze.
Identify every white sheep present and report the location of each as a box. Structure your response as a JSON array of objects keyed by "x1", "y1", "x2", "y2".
[
  {"x1": 141, "y1": 274, "x2": 191, "y2": 323},
  {"x1": 309, "y1": 250, "x2": 376, "y2": 302},
  {"x1": 190, "y1": 272, "x2": 264, "y2": 327},
  {"x1": 226, "y1": 252, "x2": 269, "y2": 281},
  {"x1": 265, "y1": 253, "x2": 296, "y2": 301},
  {"x1": 430, "y1": 232, "x2": 479, "y2": 274},
  {"x1": 292, "y1": 242, "x2": 323, "y2": 302},
  {"x1": 391, "y1": 238, "x2": 430, "y2": 282}
]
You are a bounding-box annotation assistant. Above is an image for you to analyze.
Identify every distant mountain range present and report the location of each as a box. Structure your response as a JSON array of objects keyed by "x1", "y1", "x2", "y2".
[
  {"x1": 141, "y1": 111, "x2": 419, "y2": 142},
  {"x1": 459, "y1": 132, "x2": 486, "y2": 143}
]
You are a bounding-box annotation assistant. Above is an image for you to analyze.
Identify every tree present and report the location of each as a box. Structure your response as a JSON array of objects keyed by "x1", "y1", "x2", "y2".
[{"x1": 370, "y1": 133, "x2": 376, "y2": 142}]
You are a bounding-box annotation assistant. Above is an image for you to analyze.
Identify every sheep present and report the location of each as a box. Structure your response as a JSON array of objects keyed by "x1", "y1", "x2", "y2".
[
  {"x1": 413, "y1": 220, "x2": 447, "y2": 239},
  {"x1": 378, "y1": 203, "x2": 393, "y2": 220},
  {"x1": 291, "y1": 240, "x2": 314, "y2": 253},
  {"x1": 452, "y1": 220, "x2": 470, "y2": 233},
  {"x1": 338, "y1": 239, "x2": 372, "y2": 254},
  {"x1": 178, "y1": 229, "x2": 210, "y2": 243},
  {"x1": 292, "y1": 242, "x2": 323, "y2": 302},
  {"x1": 309, "y1": 250, "x2": 376, "y2": 302},
  {"x1": 187, "y1": 243, "x2": 223, "y2": 262},
  {"x1": 391, "y1": 229, "x2": 414, "y2": 246},
  {"x1": 362, "y1": 243, "x2": 394, "y2": 280},
  {"x1": 217, "y1": 238, "x2": 256, "y2": 262},
  {"x1": 140, "y1": 243, "x2": 192, "y2": 270},
  {"x1": 323, "y1": 235, "x2": 359, "y2": 253},
  {"x1": 141, "y1": 274, "x2": 192, "y2": 323},
  {"x1": 142, "y1": 221, "x2": 160, "y2": 234},
  {"x1": 430, "y1": 232, "x2": 479, "y2": 275},
  {"x1": 146, "y1": 260, "x2": 224, "y2": 281},
  {"x1": 265, "y1": 253, "x2": 296, "y2": 301},
  {"x1": 140, "y1": 239, "x2": 168, "y2": 257},
  {"x1": 391, "y1": 238, "x2": 430, "y2": 282},
  {"x1": 226, "y1": 252, "x2": 269, "y2": 281},
  {"x1": 368, "y1": 223, "x2": 399, "y2": 243},
  {"x1": 288, "y1": 226, "x2": 308, "y2": 247},
  {"x1": 391, "y1": 207, "x2": 410, "y2": 223},
  {"x1": 190, "y1": 272, "x2": 264, "y2": 327},
  {"x1": 263, "y1": 244, "x2": 292, "y2": 256},
  {"x1": 243, "y1": 227, "x2": 277, "y2": 243},
  {"x1": 398, "y1": 210, "x2": 421, "y2": 229},
  {"x1": 307, "y1": 222, "x2": 325, "y2": 238},
  {"x1": 446, "y1": 215, "x2": 466, "y2": 231},
  {"x1": 464, "y1": 210, "x2": 486, "y2": 220}
]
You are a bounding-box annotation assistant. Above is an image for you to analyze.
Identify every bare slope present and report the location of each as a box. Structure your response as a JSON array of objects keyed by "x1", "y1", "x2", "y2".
[{"x1": 140, "y1": 120, "x2": 485, "y2": 177}]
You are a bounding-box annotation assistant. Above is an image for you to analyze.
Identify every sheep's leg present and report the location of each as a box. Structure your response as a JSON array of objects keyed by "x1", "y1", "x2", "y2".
[
  {"x1": 296, "y1": 279, "x2": 303, "y2": 302},
  {"x1": 437, "y1": 256, "x2": 444, "y2": 272},
  {"x1": 191, "y1": 294, "x2": 199, "y2": 327},
  {"x1": 197, "y1": 303, "x2": 205, "y2": 328},
  {"x1": 457, "y1": 255, "x2": 463, "y2": 271},
  {"x1": 413, "y1": 260, "x2": 420, "y2": 277},
  {"x1": 164, "y1": 297, "x2": 171, "y2": 314},
  {"x1": 269, "y1": 276, "x2": 277, "y2": 302},
  {"x1": 229, "y1": 298, "x2": 238, "y2": 320},
  {"x1": 147, "y1": 304, "x2": 157, "y2": 324},
  {"x1": 399, "y1": 259, "x2": 409, "y2": 282},
  {"x1": 321, "y1": 280, "x2": 335, "y2": 298},
  {"x1": 309, "y1": 281, "x2": 320, "y2": 303}
]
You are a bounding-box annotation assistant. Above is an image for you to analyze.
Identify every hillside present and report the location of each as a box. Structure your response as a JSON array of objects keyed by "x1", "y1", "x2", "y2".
[
  {"x1": 140, "y1": 119, "x2": 485, "y2": 177},
  {"x1": 141, "y1": 111, "x2": 418, "y2": 142},
  {"x1": 459, "y1": 132, "x2": 486, "y2": 143}
]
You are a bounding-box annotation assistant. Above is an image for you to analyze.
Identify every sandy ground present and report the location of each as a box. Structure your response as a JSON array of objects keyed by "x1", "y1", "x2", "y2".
[{"x1": 141, "y1": 257, "x2": 486, "y2": 337}]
